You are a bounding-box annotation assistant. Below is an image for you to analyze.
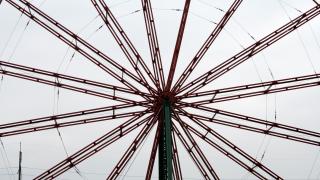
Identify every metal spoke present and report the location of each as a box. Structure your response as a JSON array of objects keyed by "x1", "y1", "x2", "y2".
[
  {"x1": 34, "y1": 112, "x2": 153, "y2": 180},
  {"x1": 141, "y1": 0, "x2": 165, "y2": 89},
  {"x1": 90, "y1": 0, "x2": 159, "y2": 91},
  {"x1": 172, "y1": 0, "x2": 243, "y2": 93},
  {"x1": 0, "y1": 68, "x2": 139, "y2": 103},
  {"x1": 0, "y1": 1, "x2": 319, "y2": 179},
  {"x1": 178, "y1": 109, "x2": 320, "y2": 146},
  {"x1": 179, "y1": 74, "x2": 320, "y2": 104},
  {"x1": 166, "y1": 0, "x2": 191, "y2": 91},
  {"x1": 0, "y1": 109, "x2": 150, "y2": 137},
  {"x1": 0, "y1": 102, "x2": 147, "y2": 132},
  {"x1": 173, "y1": 113, "x2": 220, "y2": 180},
  {"x1": 5, "y1": 0, "x2": 157, "y2": 94},
  {"x1": 178, "y1": 4, "x2": 320, "y2": 95},
  {"x1": 179, "y1": 102, "x2": 320, "y2": 141},
  {"x1": 177, "y1": 109, "x2": 283, "y2": 179},
  {"x1": 0, "y1": 60, "x2": 150, "y2": 98},
  {"x1": 172, "y1": 123, "x2": 219, "y2": 180},
  {"x1": 107, "y1": 110, "x2": 159, "y2": 179}
]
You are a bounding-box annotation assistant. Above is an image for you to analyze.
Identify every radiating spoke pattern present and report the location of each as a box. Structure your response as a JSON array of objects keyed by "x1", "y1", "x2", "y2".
[{"x1": 1, "y1": 0, "x2": 320, "y2": 179}]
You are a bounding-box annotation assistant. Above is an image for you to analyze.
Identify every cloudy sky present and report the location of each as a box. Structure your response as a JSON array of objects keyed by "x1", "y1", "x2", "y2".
[{"x1": 1, "y1": 0, "x2": 320, "y2": 179}]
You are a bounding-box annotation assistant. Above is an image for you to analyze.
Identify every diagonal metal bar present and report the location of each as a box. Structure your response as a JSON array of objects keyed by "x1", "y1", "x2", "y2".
[
  {"x1": 107, "y1": 110, "x2": 159, "y2": 180},
  {"x1": 172, "y1": 0, "x2": 243, "y2": 93},
  {"x1": 0, "y1": 69, "x2": 138, "y2": 103},
  {"x1": 165, "y1": 0, "x2": 191, "y2": 92},
  {"x1": 171, "y1": 129, "x2": 182, "y2": 180},
  {"x1": 0, "y1": 109, "x2": 151, "y2": 137},
  {"x1": 172, "y1": 123, "x2": 218, "y2": 180},
  {"x1": 145, "y1": 120, "x2": 161, "y2": 180},
  {"x1": 177, "y1": 108, "x2": 283, "y2": 179},
  {"x1": 5, "y1": 0, "x2": 156, "y2": 95},
  {"x1": 34, "y1": 112, "x2": 153, "y2": 180},
  {"x1": 180, "y1": 73, "x2": 320, "y2": 99},
  {"x1": 141, "y1": 0, "x2": 165, "y2": 89},
  {"x1": 90, "y1": 0, "x2": 159, "y2": 91},
  {"x1": 173, "y1": 112, "x2": 220, "y2": 180},
  {"x1": 179, "y1": 74, "x2": 320, "y2": 105},
  {"x1": 0, "y1": 102, "x2": 148, "y2": 134},
  {"x1": 175, "y1": 116, "x2": 268, "y2": 179},
  {"x1": 177, "y1": 4, "x2": 320, "y2": 95},
  {"x1": 178, "y1": 102, "x2": 320, "y2": 142},
  {"x1": 0, "y1": 60, "x2": 151, "y2": 98},
  {"x1": 178, "y1": 109, "x2": 320, "y2": 146}
]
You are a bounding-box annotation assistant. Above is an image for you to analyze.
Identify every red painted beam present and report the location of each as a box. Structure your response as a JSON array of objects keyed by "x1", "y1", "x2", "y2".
[
  {"x1": 0, "y1": 110, "x2": 151, "y2": 137},
  {"x1": 166, "y1": 0, "x2": 191, "y2": 92},
  {"x1": 141, "y1": 0, "x2": 165, "y2": 89},
  {"x1": 0, "y1": 69, "x2": 138, "y2": 103},
  {"x1": 180, "y1": 74, "x2": 320, "y2": 105},
  {"x1": 0, "y1": 60, "x2": 151, "y2": 98},
  {"x1": 172, "y1": 0, "x2": 243, "y2": 93}
]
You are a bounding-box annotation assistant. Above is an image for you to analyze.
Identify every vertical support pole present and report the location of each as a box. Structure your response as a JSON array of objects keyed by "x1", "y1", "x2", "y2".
[
  {"x1": 18, "y1": 142, "x2": 22, "y2": 180},
  {"x1": 159, "y1": 99, "x2": 173, "y2": 180}
]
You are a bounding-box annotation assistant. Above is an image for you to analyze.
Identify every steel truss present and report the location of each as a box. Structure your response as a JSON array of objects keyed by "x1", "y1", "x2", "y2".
[{"x1": 0, "y1": 0, "x2": 320, "y2": 179}]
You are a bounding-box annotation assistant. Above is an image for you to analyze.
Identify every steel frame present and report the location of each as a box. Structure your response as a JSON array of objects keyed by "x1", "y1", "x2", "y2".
[
  {"x1": 1, "y1": 0, "x2": 320, "y2": 179},
  {"x1": 176, "y1": 4, "x2": 320, "y2": 95}
]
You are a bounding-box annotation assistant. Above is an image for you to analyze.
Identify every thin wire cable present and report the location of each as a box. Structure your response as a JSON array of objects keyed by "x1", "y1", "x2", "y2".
[
  {"x1": 7, "y1": 20, "x2": 30, "y2": 62},
  {"x1": 58, "y1": 9, "x2": 143, "y2": 76},
  {"x1": 56, "y1": 15, "x2": 99, "y2": 73},
  {"x1": 232, "y1": 18, "x2": 276, "y2": 81},
  {"x1": 308, "y1": 149, "x2": 320, "y2": 178},
  {"x1": 6, "y1": 0, "x2": 48, "y2": 63},
  {"x1": 0, "y1": 139, "x2": 14, "y2": 180},
  {"x1": 278, "y1": 1, "x2": 318, "y2": 75},
  {"x1": 51, "y1": 84, "x2": 86, "y2": 179},
  {"x1": 109, "y1": 0, "x2": 134, "y2": 8},
  {"x1": 0, "y1": 145, "x2": 11, "y2": 179},
  {"x1": 152, "y1": 7, "x2": 219, "y2": 25},
  {"x1": 0, "y1": 13, "x2": 24, "y2": 59},
  {"x1": 196, "y1": 0, "x2": 225, "y2": 12},
  {"x1": 317, "y1": 166, "x2": 320, "y2": 179},
  {"x1": 278, "y1": 0, "x2": 303, "y2": 13},
  {"x1": 278, "y1": 0, "x2": 320, "y2": 72},
  {"x1": 0, "y1": 73, "x2": 3, "y2": 93},
  {"x1": 121, "y1": 122, "x2": 156, "y2": 180}
]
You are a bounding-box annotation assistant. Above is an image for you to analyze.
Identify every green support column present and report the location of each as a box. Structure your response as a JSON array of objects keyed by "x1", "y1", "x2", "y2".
[{"x1": 159, "y1": 99, "x2": 173, "y2": 180}]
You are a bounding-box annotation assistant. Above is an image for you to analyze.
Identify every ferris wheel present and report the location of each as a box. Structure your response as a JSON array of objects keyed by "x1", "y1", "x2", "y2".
[{"x1": 1, "y1": 0, "x2": 320, "y2": 179}]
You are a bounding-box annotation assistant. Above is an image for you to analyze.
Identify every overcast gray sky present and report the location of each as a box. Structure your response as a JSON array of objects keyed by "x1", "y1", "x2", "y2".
[{"x1": 1, "y1": 0, "x2": 320, "y2": 179}]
